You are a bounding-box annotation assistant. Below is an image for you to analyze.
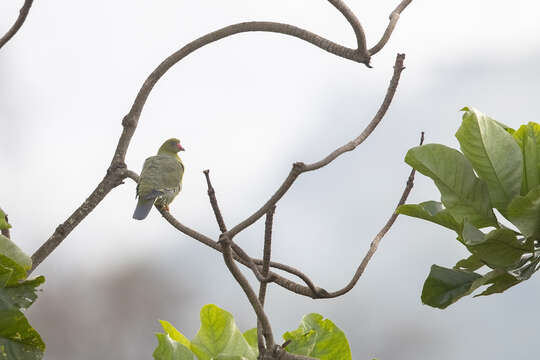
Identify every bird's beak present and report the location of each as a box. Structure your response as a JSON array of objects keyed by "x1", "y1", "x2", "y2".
[{"x1": 178, "y1": 144, "x2": 185, "y2": 151}]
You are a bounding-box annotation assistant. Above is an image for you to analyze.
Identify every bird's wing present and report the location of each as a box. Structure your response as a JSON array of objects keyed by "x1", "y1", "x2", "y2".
[{"x1": 137, "y1": 155, "x2": 184, "y2": 199}]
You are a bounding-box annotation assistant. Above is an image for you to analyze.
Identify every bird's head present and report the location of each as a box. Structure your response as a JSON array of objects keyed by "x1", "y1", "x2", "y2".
[{"x1": 158, "y1": 138, "x2": 185, "y2": 155}]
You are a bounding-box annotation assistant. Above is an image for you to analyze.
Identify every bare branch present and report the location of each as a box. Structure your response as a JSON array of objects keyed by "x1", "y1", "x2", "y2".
[
  {"x1": 29, "y1": 168, "x2": 128, "y2": 274},
  {"x1": 323, "y1": 131, "x2": 424, "y2": 297},
  {"x1": 327, "y1": 0, "x2": 368, "y2": 55},
  {"x1": 368, "y1": 0, "x2": 413, "y2": 56},
  {"x1": 0, "y1": 0, "x2": 34, "y2": 49},
  {"x1": 203, "y1": 170, "x2": 227, "y2": 233},
  {"x1": 258, "y1": 206, "x2": 276, "y2": 352},
  {"x1": 220, "y1": 234, "x2": 275, "y2": 348},
  {"x1": 226, "y1": 53, "x2": 406, "y2": 239}
]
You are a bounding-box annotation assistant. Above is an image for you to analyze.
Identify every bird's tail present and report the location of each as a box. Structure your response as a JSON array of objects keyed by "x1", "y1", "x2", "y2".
[{"x1": 133, "y1": 198, "x2": 154, "y2": 220}]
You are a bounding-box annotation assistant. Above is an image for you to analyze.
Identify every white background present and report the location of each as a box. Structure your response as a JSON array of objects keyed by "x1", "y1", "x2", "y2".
[{"x1": 1, "y1": 0, "x2": 540, "y2": 358}]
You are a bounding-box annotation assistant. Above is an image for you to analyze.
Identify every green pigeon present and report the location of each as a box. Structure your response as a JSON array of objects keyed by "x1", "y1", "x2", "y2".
[{"x1": 133, "y1": 138, "x2": 185, "y2": 220}]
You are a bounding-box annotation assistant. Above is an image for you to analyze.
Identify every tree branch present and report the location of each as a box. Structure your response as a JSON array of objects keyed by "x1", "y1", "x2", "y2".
[
  {"x1": 220, "y1": 234, "x2": 275, "y2": 348},
  {"x1": 327, "y1": 0, "x2": 368, "y2": 56},
  {"x1": 368, "y1": 0, "x2": 413, "y2": 56},
  {"x1": 226, "y1": 53, "x2": 406, "y2": 239},
  {"x1": 258, "y1": 206, "x2": 276, "y2": 353},
  {"x1": 0, "y1": 0, "x2": 34, "y2": 49},
  {"x1": 203, "y1": 170, "x2": 227, "y2": 233}
]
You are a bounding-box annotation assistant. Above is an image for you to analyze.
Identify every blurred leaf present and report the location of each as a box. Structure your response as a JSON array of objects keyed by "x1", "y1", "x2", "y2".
[
  {"x1": 461, "y1": 223, "x2": 529, "y2": 268},
  {"x1": 456, "y1": 107, "x2": 522, "y2": 210},
  {"x1": 191, "y1": 304, "x2": 257, "y2": 360},
  {"x1": 396, "y1": 201, "x2": 459, "y2": 232},
  {"x1": 421, "y1": 265, "x2": 483, "y2": 309},
  {"x1": 405, "y1": 144, "x2": 497, "y2": 228},
  {"x1": 0, "y1": 276, "x2": 45, "y2": 360},
  {"x1": 0, "y1": 263, "x2": 14, "y2": 288},
  {"x1": 0, "y1": 255, "x2": 27, "y2": 286},
  {"x1": 153, "y1": 333, "x2": 194, "y2": 360},
  {"x1": 242, "y1": 328, "x2": 258, "y2": 356},
  {"x1": 513, "y1": 122, "x2": 540, "y2": 194},
  {"x1": 475, "y1": 272, "x2": 521, "y2": 297},
  {"x1": 159, "y1": 320, "x2": 191, "y2": 349},
  {"x1": 0, "y1": 208, "x2": 10, "y2": 230},
  {"x1": 454, "y1": 254, "x2": 484, "y2": 272},
  {"x1": 0, "y1": 234, "x2": 32, "y2": 272},
  {"x1": 507, "y1": 185, "x2": 540, "y2": 238},
  {"x1": 283, "y1": 313, "x2": 351, "y2": 360}
]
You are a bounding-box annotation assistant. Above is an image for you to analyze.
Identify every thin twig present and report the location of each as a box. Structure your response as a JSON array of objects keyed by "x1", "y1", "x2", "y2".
[
  {"x1": 0, "y1": 0, "x2": 34, "y2": 49},
  {"x1": 258, "y1": 206, "x2": 276, "y2": 354},
  {"x1": 203, "y1": 170, "x2": 227, "y2": 233},
  {"x1": 368, "y1": 0, "x2": 413, "y2": 56},
  {"x1": 322, "y1": 131, "x2": 424, "y2": 297},
  {"x1": 226, "y1": 53, "x2": 406, "y2": 239},
  {"x1": 220, "y1": 234, "x2": 275, "y2": 348},
  {"x1": 203, "y1": 170, "x2": 272, "y2": 283}
]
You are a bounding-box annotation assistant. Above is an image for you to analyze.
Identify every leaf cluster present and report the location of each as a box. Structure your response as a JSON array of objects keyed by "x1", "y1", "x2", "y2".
[
  {"x1": 153, "y1": 304, "x2": 351, "y2": 360},
  {"x1": 0, "y1": 211, "x2": 45, "y2": 359},
  {"x1": 398, "y1": 107, "x2": 540, "y2": 308}
]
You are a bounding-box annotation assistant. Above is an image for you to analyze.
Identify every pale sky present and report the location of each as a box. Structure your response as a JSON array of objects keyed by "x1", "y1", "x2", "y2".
[{"x1": 1, "y1": 1, "x2": 540, "y2": 359}]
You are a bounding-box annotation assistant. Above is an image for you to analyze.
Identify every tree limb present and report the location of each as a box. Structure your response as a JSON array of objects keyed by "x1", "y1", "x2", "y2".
[
  {"x1": 0, "y1": 0, "x2": 34, "y2": 49},
  {"x1": 258, "y1": 206, "x2": 276, "y2": 353}
]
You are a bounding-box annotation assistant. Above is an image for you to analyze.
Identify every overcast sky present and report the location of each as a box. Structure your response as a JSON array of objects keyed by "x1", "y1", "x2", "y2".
[{"x1": 1, "y1": 1, "x2": 540, "y2": 359}]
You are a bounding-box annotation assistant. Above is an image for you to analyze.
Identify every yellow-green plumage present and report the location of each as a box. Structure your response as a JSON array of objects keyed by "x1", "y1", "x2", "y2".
[{"x1": 133, "y1": 138, "x2": 185, "y2": 220}]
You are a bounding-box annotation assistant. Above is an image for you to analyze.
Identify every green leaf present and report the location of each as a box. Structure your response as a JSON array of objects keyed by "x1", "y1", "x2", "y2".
[
  {"x1": 0, "y1": 255, "x2": 27, "y2": 286},
  {"x1": 0, "y1": 208, "x2": 11, "y2": 231},
  {"x1": 421, "y1": 265, "x2": 483, "y2": 309},
  {"x1": 242, "y1": 328, "x2": 259, "y2": 356},
  {"x1": 474, "y1": 272, "x2": 521, "y2": 297},
  {"x1": 454, "y1": 254, "x2": 484, "y2": 272},
  {"x1": 396, "y1": 201, "x2": 460, "y2": 232},
  {"x1": 159, "y1": 320, "x2": 191, "y2": 349},
  {"x1": 153, "y1": 333, "x2": 194, "y2": 360},
  {"x1": 0, "y1": 276, "x2": 45, "y2": 360},
  {"x1": 405, "y1": 144, "x2": 497, "y2": 227},
  {"x1": 507, "y1": 185, "x2": 540, "y2": 238},
  {"x1": 461, "y1": 223, "x2": 529, "y2": 268},
  {"x1": 0, "y1": 264, "x2": 14, "y2": 288},
  {"x1": 283, "y1": 313, "x2": 351, "y2": 360},
  {"x1": 190, "y1": 304, "x2": 257, "y2": 360},
  {"x1": 0, "y1": 234, "x2": 32, "y2": 273},
  {"x1": 455, "y1": 107, "x2": 522, "y2": 210},
  {"x1": 512, "y1": 122, "x2": 540, "y2": 194}
]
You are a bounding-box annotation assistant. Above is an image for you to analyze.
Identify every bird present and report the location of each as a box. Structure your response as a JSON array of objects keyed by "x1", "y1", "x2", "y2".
[{"x1": 133, "y1": 138, "x2": 185, "y2": 220}]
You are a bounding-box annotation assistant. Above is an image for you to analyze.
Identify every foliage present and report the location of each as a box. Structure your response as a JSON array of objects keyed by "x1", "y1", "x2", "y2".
[
  {"x1": 0, "y1": 211, "x2": 46, "y2": 359},
  {"x1": 153, "y1": 304, "x2": 352, "y2": 360},
  {"x1": 398, "y1": 107, "x2": 540, "y2": 308}
]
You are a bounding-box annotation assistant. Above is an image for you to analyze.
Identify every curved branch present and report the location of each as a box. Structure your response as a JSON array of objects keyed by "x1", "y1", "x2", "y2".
[
  {"x1": 327, "y1": 0, "x2": 368, "y2": 54},
  {"x1": 226, "y1": 53, "x2": 406, "y2": 239},
  {"x1": 114, "y1": 20, "x2": 371, "y2": 170},
  {"x1": 0, "y1": 0, "x2": 34, "y2": 49},
  {"x1": 323, "y1": 132, "x2": 423, "y2": 297},
  {"x1": 368, "y1": 0, "x2": 413, "y2": 56}
]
